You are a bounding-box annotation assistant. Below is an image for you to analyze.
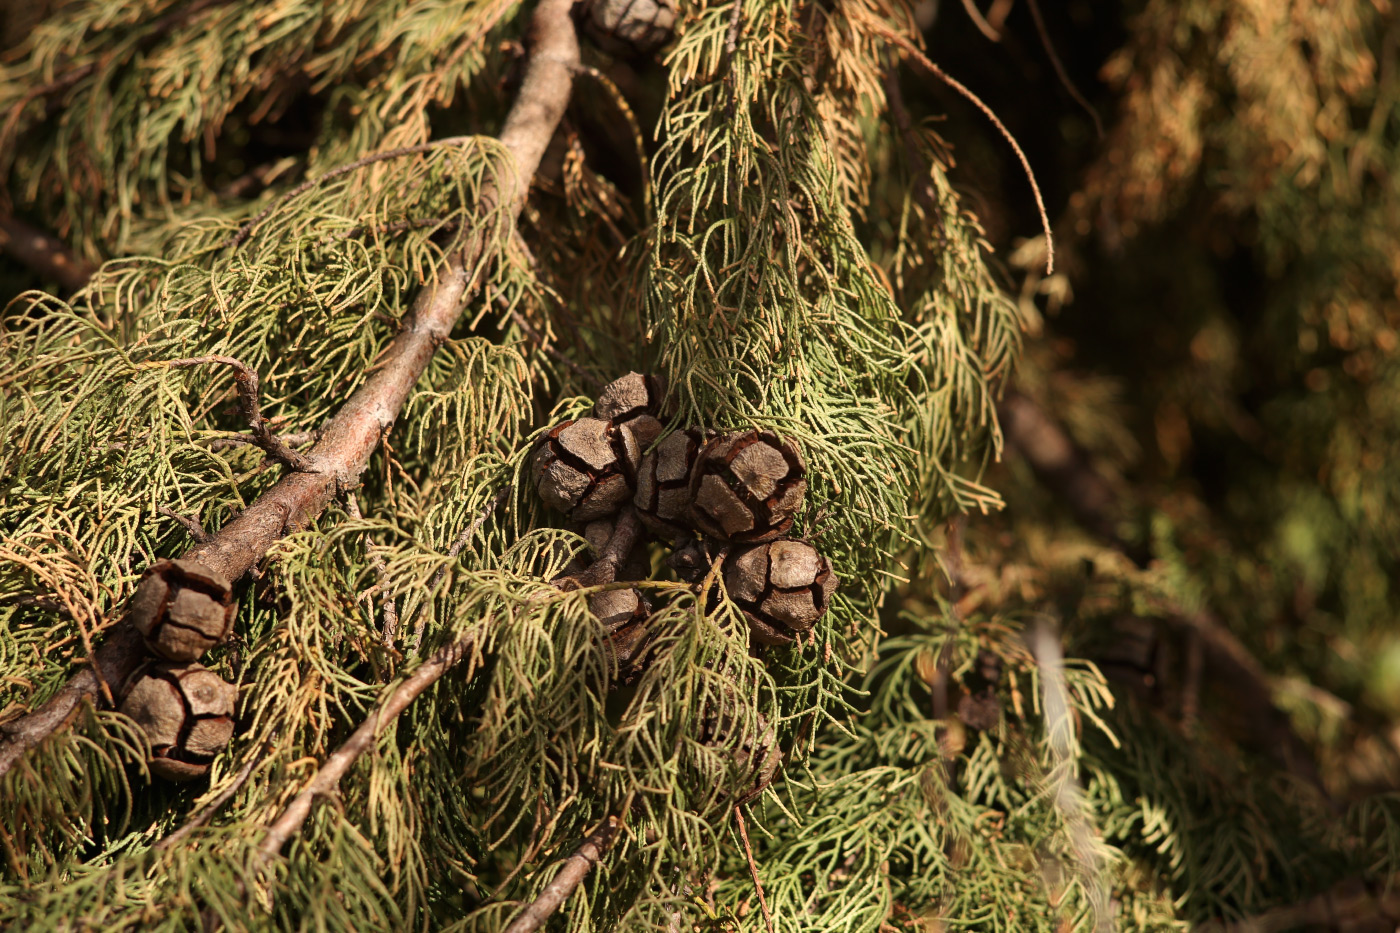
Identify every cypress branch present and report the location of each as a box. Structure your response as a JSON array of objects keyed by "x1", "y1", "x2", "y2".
[{"x1": 0, "y1": 0, "x2": 581, "y2": 783}]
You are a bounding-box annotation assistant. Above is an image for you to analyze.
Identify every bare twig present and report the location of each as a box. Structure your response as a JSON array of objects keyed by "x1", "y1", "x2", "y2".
[
  {"x1": 553, "y1": 507, "x2": 641, "y2": 590},
  {"x1": 0, "y1": 0, "x2": 580, "y2": 782},
  {"x1": 156, "y1": 356, "x2": 314, "y2": 472},
  {"x1": 999, "y1": 391, "x2": 1121, "y2": 546},
  {"x1": 958, "y1": 0, "x2": 1003, "y2": 41},
  {"x1": 155, "y1": 745, "x2": 267, "y2": 851},
  {"x1": 734, "y1": 805, "x2": 774, "y2": 933},
  {"x1": 344, "y1": 494, "x2": 398, "y2": 648},
  {"x1": 501, "y1": 815, "x2": 621, "y2": 933},
  {"x1": 256, "y1": 633, "x2": 484, "y2": 861},
  {"x1": 1024, "y1": 0, "x2": 1103, "y2": 139},
  {"x1": 1000, "y1": 390, "x2": 1325, "y2": 788},
  {"x1": 409, "y1": 486, "x2": 510, "y2": 654},
  {"x1": 157, "y1": 505, "x2": 212, "y2": 546},
  {"x1": 206, "y1": 430, "x2": 320, "y2": 453},
  {"x1": 876, "y1": 27, "x2": 1054, "y2": 274},
  {"x1": 881, "y1": 61, "x2": 946, "y2": 232},
  {"x1": 0, "y1": 213, "x2": 96, "y2": 294}
]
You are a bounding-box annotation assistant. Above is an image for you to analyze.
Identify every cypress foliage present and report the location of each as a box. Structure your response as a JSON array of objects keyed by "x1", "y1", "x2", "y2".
[{"x1": 1, "y1": 1, "x2": 1398, "y2": 931}]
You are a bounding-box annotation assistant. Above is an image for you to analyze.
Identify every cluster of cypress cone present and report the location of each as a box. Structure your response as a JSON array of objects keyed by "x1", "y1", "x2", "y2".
[
  {"x1": 531, "y1": 373, "x2": 840, "y2": 655},
  {"x1": 122, "y1": 558, "x2": 240, "y2": 780}
]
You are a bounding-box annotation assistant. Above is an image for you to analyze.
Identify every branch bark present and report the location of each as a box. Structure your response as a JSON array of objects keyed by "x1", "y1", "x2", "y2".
[
  {"x1": 160, "y1": 356, "x2": 314, "y2": 471},
  {"x1": 255, "y1": 632, "x2": 483, "y2": 861},
  {"x1": 0, "y1": 213, "x2": 96, "y2": 295},
  {"x1": 501, "y1": 816, "x2": 621, "y2": 933},
  {"x1": 0, "y1": 0, "x2": 580, "y2": 781}
]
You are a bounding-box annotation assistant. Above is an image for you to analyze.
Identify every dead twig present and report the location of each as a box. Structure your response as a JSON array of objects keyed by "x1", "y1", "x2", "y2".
[
  {"x1": 876, "y1": 27, "x2": 1054, "y2": 274},
  {"x1": 206, "y1": 429, "x2": 320, "y2": 453},
  {"x1": 1024, "y1": 0, "x2": 1103, "y2": 139},
  {"x1": 734, "y1": 805, "x2": 774, "y2": 933},
  {"x1": 154, "y1": 356, "x2": 314, "y2": 472},
  {"x1": 881, "y1": 60, "x2": 947, "y2": 235},
  {"x1": 1000, "y1": 390, "x2": 1325, "y2": 788},
  {"x1": 156, "y1": 744, "x2": 267, "y2": 851},
  {"x1": 501, "y1": 816, "x2": 621, "y2": 933},
  {"x1": 256, "y1": 633, "x2": 484, "y2": 862},
  {"x1": 0, "y1": 213, "x2": 96, "y2": 294},
  {"x1": 157, "y1": 505, "x2": 212, "y2": 546},
  {"x1": 0, "y1": 0, "x2": 580, "y2": 782},
  {"x1": 958, "y1": 0, "x2": 1003, "y2": 41}
]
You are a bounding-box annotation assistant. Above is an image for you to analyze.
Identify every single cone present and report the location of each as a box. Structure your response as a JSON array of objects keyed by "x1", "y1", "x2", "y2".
[
  {"x1": 119, "y1": 661, "x2": 238, "y2": 782},
  {"x1": 531, "y1": 417, "x2": 640, "y2": 522},
  {"x1": 689, "y1": 431, "x2": 806, "y2": 542},
  {"x1": 594, "y1": 372, "x2": 667, "y2": 449},
  {"x1": 588, "y1": 587, "x2": 653, "y2": 670},
  {"x1": 129, "y1": 558, "x2": 236, "y2": 662},
  {"x1": 634, "y1": 429, "x2": 703, "y2": 542},
  {"x1": 582, "y1": 0, "x2": 677, "y2": 58},
  {"x1": 698, "y1": 701, "x2": 782, "y2": 805},
  {"x1": 724, "y1": 538, "x2": 837, "y2": 645}
]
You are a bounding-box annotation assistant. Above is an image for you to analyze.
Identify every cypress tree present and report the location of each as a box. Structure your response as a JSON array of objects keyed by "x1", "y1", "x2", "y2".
[{"x1": 2, "y1": 1, "x2": 1399, "y2": 930}]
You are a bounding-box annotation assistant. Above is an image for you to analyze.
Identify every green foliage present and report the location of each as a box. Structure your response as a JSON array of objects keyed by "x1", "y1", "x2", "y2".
[{"x1": 4, "y1": 0, "x2": 1400, "y2": 931}]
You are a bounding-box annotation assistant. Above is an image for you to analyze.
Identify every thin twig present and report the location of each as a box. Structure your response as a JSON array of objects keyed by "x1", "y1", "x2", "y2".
[
  {"x1": 155, "y1": 745, "x2": 267, "y2": 851},
  {"x1": 409, "y1": 486, "x2": 510, "y2": 654},
  {"x1": 256, "y1": 633, "x2": 483, "y2": 861},
  {"x1": 734, "y1": 805, "x2": 773, "y2": 933},
  {"x1": 155, "y1": 356, "x2": 314, "y2": 472},
  {"x1": 1000, "y1": 391, "x2": 1325, "y2": 787},
  {"x1": 881, "y1": 61, "x2": 946, "y2": 233},
  {"x1": 1024, "y1": 0, "x2": 1103, "y2": 139},
  {"x1": 157, "y1": 505, "x2": 212, "y2": 546},
  {"x1": 553, "y1": 507, "x2": 641, "y2": 590},
  {"x1": 206, "y1": 429, "x2": 320, "y2": 453},
  {"x1": 501, "y1": 816, "x2": 621, "y2": 933},
  {"x1": 0, "y1": 213, "x2": 96, "y2": 294},
  {"x1": 0, "y1": 0, "x2": 580, "y2": 781},
  {"x1": 344, "y1": 494, "x2": 398, "y2": 648},
  {"x1": 958, "y1": 0, "x2": 1003, "y2": 41},
  {"x1": 877, "y1": 27, "x2": 1055, "y2": 274}
]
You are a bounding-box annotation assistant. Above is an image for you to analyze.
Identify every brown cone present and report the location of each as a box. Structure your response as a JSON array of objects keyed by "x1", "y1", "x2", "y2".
[
  {"x1": 119, "y1": 661, "x2": 238, "y2": 782},
  {"x1": 594, "y1": 372, "x2": 667, "y2": 449},
  {"x1": 129, "y1": 558, "x2": 236, "y2": 662},
  {"x1": 634, "y1": 428, "x2": 703, "y2": 542},
  {"x1": 698, "y1": 700, "x2": 783, "y2": 805},
  {"x1": 689, "y1": 431, "x2": 806, "y2": 542},
  {"x1": 582, "y1": 0, "x2": 677, "y2": 58},
  {"x1": 723, "y1": 538, "x2": 838, "y2": 645},
  {"x1": 532, "y1": 417, "x2": 640, "y2": 522}
]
